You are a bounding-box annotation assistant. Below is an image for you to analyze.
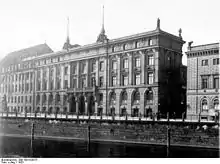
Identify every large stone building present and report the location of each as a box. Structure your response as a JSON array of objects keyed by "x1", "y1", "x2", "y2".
[
  {"x1": 186, "y1": 42, "x2": 219, "y2": 119},
  {"x1": 0, "y1": 19, "x2": 186, "y2": 117}
]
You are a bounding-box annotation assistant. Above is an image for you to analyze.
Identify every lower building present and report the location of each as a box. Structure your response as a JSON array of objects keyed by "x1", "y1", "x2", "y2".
[{"x1": 186, "y1": 42, "x2": 219, "y2": 119}]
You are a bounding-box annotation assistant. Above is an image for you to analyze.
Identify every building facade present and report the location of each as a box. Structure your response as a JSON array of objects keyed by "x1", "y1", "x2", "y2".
[
  {"x1": 0, "y1": 19, "x2": 186, "y2": 117},
  {"x1": 186, "y1": 42, "x2": 219, "y2": 119}
]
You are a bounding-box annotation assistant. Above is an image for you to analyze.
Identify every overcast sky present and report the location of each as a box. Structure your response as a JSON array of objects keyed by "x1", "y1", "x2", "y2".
[{"x1": 0, "y1": 0, "x2": 219, "y2": 65}]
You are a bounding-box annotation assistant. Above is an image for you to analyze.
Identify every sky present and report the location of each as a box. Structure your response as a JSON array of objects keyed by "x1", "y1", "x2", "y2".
[{"x1": 0, "y1": 0, "x2": 219, "y2": 65}]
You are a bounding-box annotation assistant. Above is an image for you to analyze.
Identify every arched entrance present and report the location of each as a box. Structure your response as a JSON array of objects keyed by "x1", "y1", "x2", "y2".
[
  {"x1": 88, "y1": 95, "x2": 95, "y2": 115},
  {"x1": 109, "y1": 91, "x2": 116, "y2": 115},
  {"x1": 70, "y1": 95, "x2": 76, "y2": 114},
  {"x1": 132, "y1": 90, "x2": 140, "y2": 117},
  {"x1": 144, "y1": 89, "x2": 153, "y2": 117},
  {"x1": 79, "y1": 95, "x2": 85, "y2": 115},
  {"x1": 49, "y1": 107, "x2": 53, "y2": 114}
]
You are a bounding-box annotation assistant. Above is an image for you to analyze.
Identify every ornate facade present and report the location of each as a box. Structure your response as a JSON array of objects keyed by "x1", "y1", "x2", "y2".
[
  {"x1": 0, "y1": 19, "x2": 185, "y2": 117},
  {"x1": 186, "y1": 42, "x2": 219, "y2": 119}
]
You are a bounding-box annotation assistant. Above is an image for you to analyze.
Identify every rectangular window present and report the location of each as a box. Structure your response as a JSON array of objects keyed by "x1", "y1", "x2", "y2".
[
  {"x1": 201, "y1": 59, "x2": 208, "y2": 66},
  {"x1": 100, "y1": 61, "x2": 104, "y2": 71},
  {"x1": 91, "y1": 77, "x2": 96, "y2": 87},
  {"x1": 135, "y1": 74, "x2": 140, "y2": 85},
  {"x1": 213, "y1": 58, "x2": 219, "y2": 65},
  {"x1": 148, "y1": 56, "x2": 154, "y2": 65},
  {"x1": 122, "y1": 75, "x2": 128, "y2": 86},
  {"x1": 123, "y1": 59, "x2": 128, "y2": 69},
  {"x1": 148, "y1": 73, "x2": 154, "y2": 84},
  {"x1": 112, "y1": 61, "x2": 117, "y2": 70},
  {"x1": 81, "y1": 63, "x2": 86, "y2": 73},
  {"x1": 92, "y1": 63, "x2": 96, "y2": 72},
  {"x1": 201, "y1": 77, "x2": 208, "y2": 89},
  {"x1": 81, "y1": 78, "x2": 86, "y2": 88},
  {"x1": 99, "y1": 76, "x2": 104, "y2": 87},
  {"x1": 64, "y1": 66, "x2": 68, "y2": 75},
  {"x1": 213, "y1": 77, "x2": 219, "y2": 89},
  {"x1": 72, "y1": 78, "x2": 77, "y2": 88},
  {"x1": 64, "y1": 80, "x2": 68, "y2": 89},
  {"x1": 112, "y1": 76, "x2": 117, "y2": 86},
  {"x1": 135, "y1": 57, "x2": 140, "y2": 67}
]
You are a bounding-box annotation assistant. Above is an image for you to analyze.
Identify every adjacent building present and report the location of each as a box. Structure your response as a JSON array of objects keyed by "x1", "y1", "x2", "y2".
[
  {"x1": 186, "y1": 42, "x2": 219, "y2": 119},
  {"x1": 0, "y1": 19, "x2": 186, "y2": 117}
]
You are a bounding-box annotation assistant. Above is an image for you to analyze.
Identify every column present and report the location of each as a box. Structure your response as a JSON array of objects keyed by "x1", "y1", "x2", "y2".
[
  {"x1": 141, "y1": 51, "x2": 145, "y2": 84},
  {"x1": 46, "y1": 93, "x2": 50, "y2": 112},
  {"x1": 75, "y1": 96, "x2": 79, "y2": 114},
  {"x1": 127, "y1": 89, "x2": 132, "y2": 115},
  {"x1": 95, "y1": 59, "x2": 99, "y2": 86},
  {"x1": 68, "y1": 63, "x2": 71, "y2": 88},
  {"x1": 53, "y1": 66, "x2": 56, "y2": 90},
  {"x1": 104, "y1": 57, "x2": 107, "y2": 87},
  {"x1": 117, "y1": 55, "x2": 121, "y2": 86},
  {"x1": 154, "y1": 48, "x2": 159, "y2": 83},
  {"x1": 46, "y1": 67, "x2": 50, "y2": 90},
  {"x1": 61, "y1": 64, "x2": 64, "y2": 89},
  {"x1": 128, "y1": 53, "x2": 133, "y2": 85},
  {"x1": 40, "y1": 69, "x2": 43, "y2": 91},
  {"x1": 115, "y1": 89, "x2": 121, "y2": 115},
  {"x1": 140, "y1": 90, "x2": 145, "y2": 115},
  {"x1": 86, "y1": 60, "x2": 89, "y2": 87},
  {"x1": 60, "y1": 94, "x2": 64, "y2": 112},
  {"x1": 77, "y1": 61, "x2": 80, "y2": 88}
]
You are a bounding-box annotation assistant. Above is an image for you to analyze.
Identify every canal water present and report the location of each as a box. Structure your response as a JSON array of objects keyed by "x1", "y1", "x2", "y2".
[{"x1": 0, "y1": 136, "x2": 219, "y2": 158}]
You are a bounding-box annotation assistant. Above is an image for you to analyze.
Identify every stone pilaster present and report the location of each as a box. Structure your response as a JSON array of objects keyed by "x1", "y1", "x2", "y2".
[
  {"x1": 40, "y1": 69, "x2": 43, "y2": 91},
  {"x1": 128, "y1": 53, "x2": 133, "y2": 85},
  {"x1": 77, "y1": 61, "x2": 80, "y2": 88},
  {"x1": 68, "y1": 64, "x2": 71, "y2": 88},
  {"x1": 95, "y1": 59, "x2": 99, "y2": 86},
  {"x1": 117, "y1": 55, "x2": 121, "y2": 86},
  {"x1": 46, "y1": 67, "x2": 50, "y2": 90},
  {"x1": 140, "y1": 89, "x2": 145, "y2": 115},
  {"x1": 61, "y1": 64, "x2": 64, "y2": 89},
  {"x1": 127, "y1": 89, "x2": 133, "y2": 115},
  {"x1": 141, "y1": 52, "x2": 145, "y2": 84},
  {"x1": 86, "y1": 60, "x2": 89, "y2": 87},
  {"x1": 53, "y1": 66, "x2": 56, "y2": 90}
]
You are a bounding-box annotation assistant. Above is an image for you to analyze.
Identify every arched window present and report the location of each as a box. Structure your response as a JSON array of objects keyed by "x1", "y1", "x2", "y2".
[
  {"x1": 121, "y1": 91, "x2": 128, "y2": 105},
  {"x1": 214, "y1": 99, "x2": 219, "y2": 110},
  {"x1": 36, "y1": 95, "x2": 40, "y2": 104},
  {"x1": 49, "y1": 94, "x2": 53, "y2": 104},
  {"x1": 99, "y1": 93, "x2": 103, "y2": 105},
  {"x1": 42, "y1": 94, "x2": 47, "y2": 104},
  {"x1": 110, "y1": 92, "x2": 116, "y2": 106},
  {"x1": 133, "y1": 91, "x2": 140, "y2": 105},
  {"x1": 202, "y1": 99, "x2": 208, "y2": 111},
  {"x1": 146, "y1": 90, "x2": 153, "y2": 104},
  {"x1": 56, "y1": 94, "x2": 60, "y2": 103}
]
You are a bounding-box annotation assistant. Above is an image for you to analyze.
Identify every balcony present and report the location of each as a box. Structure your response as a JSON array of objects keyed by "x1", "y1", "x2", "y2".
[
  {"x1": 67, "y1": 87, "x2": 95, "y2": 93},
  {"x1": 146, "y1": 65, "x2": 154, "y2": 70}
]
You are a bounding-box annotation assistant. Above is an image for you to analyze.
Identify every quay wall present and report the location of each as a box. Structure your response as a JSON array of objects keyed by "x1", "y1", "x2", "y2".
[{"x1": 0, "y1": 118, "x2": 219, "y2": 149}]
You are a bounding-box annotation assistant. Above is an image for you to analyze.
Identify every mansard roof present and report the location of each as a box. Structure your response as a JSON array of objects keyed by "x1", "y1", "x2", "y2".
[{"x1": 0, "y1": 43, "x2": 53, "y2": 67}]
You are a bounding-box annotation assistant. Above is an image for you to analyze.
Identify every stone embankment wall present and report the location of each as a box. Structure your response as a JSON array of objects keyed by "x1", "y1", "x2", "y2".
[{"x1": 0, "y1": 119, "x2": 219, "y2": 148}]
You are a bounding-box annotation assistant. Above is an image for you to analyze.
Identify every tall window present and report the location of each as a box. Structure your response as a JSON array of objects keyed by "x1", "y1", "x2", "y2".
[
  {"x1": 64, "y1": 66, "x2": 68, "y2": 75},
  {"x1": 214, "y1": 99, "x2": 219, "y2": 110},
  {"x1": 202, "y1": 99, "x2": 208, "y2": 111},
  {"x1": 201, "y1": 59, "x2": 208, "y2": 66},
  {"x1": 100, "y1": 61, "x2": 104, "y2": 71},
  {"x1": 122, "y1": 75, "x2": 128, "y2": 86},
  {"x1": 92, "y1": 62, "x2": 96, "y2": 72},
  {"x1": 64, "y1": 80, "x2": 68, "y2": 89},
  {"x1": 112, "y1": 76, "x2": 117, "y2": 86},
  {"x1": 213, "y1": 58, "x2": 219, "y2": 65},
  {"x1": 135, "y1": 74, "x2": 140, "y2": 85},
  {"x1": 201, "y1": 77, "x2": 208, "y2": 89},
  {"x1": 72, "y1": 78, "x2": 77, "y2": 88},
  {"x1": 91, "y1": 77, "x2": 96, "y2": 87},
  {"x1": 123, "y1": 58, "x2": 128, "y2": 69},
  {"x1": 72, "y1": 65, "x2": 76, "y2": 74},
  {"x1": 148, "y1": 73, "x2": 154, "y2": 84},
  {"x1": 112, "y1": 60, "x2": 117, "y2": 70},
  {"x1": 81, "y1": 63, "x2": 86, "y2": 73},
  {"x1": 99, "y1": 76, "x2": 104, "y2": 87},
  {"x1": 148, "y1": 56, "x2": 154, "y2": 65},
  {"x1": 213, "y1": 77, "x2": 219, "y2": 89},
  {"x1": 135, "y1": 57, "x2": 140, "y2": 67},
  {"x1": 81, "y1": 78, "x2": 86, "y2": 88}
]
